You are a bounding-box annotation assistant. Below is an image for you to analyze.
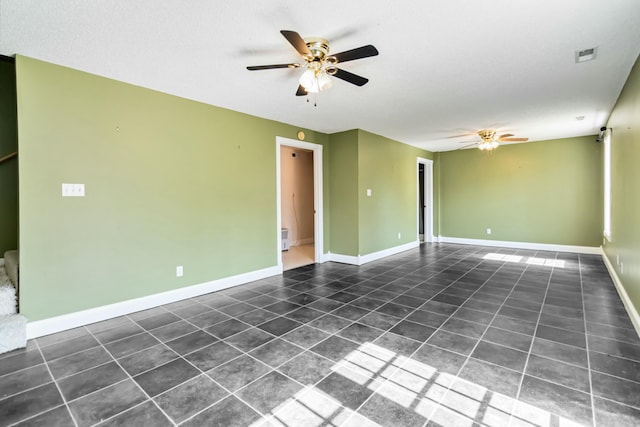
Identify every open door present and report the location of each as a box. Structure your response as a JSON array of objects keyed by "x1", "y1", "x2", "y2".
[
  {"x1": 417, "y1": 158, "x2": 433, "y2": 242},
  {"x1": 276, "y1": 137, "x2": 324, "y2": 272}
]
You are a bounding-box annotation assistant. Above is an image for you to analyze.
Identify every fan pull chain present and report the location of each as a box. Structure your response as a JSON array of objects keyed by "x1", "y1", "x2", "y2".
[{"x1": 305, "y1": 94, "x2": 318, "y2": 107}]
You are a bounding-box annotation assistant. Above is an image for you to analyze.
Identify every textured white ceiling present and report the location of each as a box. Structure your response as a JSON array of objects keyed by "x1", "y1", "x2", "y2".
[{"x1": 2, "y1": 0, "x2": 639, "y2": 151}]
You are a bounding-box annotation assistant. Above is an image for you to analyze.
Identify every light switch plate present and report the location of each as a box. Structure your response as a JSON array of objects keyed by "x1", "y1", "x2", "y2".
[
  {"x1": 62, "y1": 183, "x2": 85, "y2": 197},
  {"x1": 367, "y1": 189, "x2": 372, "y2": 196}
]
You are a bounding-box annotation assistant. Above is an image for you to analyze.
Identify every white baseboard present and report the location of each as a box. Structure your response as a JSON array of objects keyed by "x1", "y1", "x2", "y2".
[
  {"x1": 438, "y1": 236, "x2": 601, "y2": 254},
  {"x1": 601, "y1": 250, "x2": 640, "y2": 337},
  {"x1": 292, "y1": 238, "x2": 315, "y2": 246},
  {"x1": 26, "y1": 265, "x2": 281, "y2": 339},
  {"x1": 359, "y1": 241, "x2": 420, "y2": 264},
  {"x1": 326, "y1": 241, "x2": 420, "y2": 266},
  {"x1": 325, "y1": 253, "x2": 360, "y2": 265}
]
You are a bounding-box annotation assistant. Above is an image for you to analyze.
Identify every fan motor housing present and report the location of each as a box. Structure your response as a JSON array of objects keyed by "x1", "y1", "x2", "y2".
[
  {"x1": 478, "y1": 129, "x2": 496, "y2": 142},
  {"x1": 304, "y1": 37, "x2": 330, "y2": 60}
]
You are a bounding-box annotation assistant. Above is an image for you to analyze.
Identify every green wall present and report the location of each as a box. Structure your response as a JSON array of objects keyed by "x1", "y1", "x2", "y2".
[
  {"x1": 438, "y1": 136, "x2": 602, "y2": 247},
  {"x1": 0, "y1": 57, "x2": 18, "y2": 255},
  {"x1": 16, "y1": 56, "x2": 330, "y2": 321},
  {"x1": 14, "y1": 52, "x2": 623, "y2": 325},
  {"x1": 328, "y1": 129, "x2": 433, "y2": 257},
  {"x1": 604, "y1": 54, "x2": 640, "y2": 315},
  {"x1": 328, "y1": 130, "x2": 359, "y2": 256},
  {"x1": 15, "y1": 55, "x2": 431, "y2": 322},
  {"x1": 358, "y1": 130, "x2": 433, "y2": 254}
]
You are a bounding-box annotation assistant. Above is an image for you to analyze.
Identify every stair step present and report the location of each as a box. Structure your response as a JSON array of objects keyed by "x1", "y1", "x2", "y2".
[{"x1": 0, "y1": 314, "x2": 27, "y2": 354}]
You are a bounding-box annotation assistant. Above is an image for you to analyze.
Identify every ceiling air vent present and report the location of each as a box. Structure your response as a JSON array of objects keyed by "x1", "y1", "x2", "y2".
[{"x1": 575, "y1": 47, "x2": 597, "y2": 63}]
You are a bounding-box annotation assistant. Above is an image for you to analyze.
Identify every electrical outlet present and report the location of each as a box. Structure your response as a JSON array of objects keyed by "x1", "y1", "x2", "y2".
[
  {"x1": 398, "y1": 232, "x2": 401, "y2": 239},
  {"x1": 486, "y1": 228, "x2": 492, "y2": 235},
  {"x1": 176, "y1": 266, "x2": 183, "y2": 277}
]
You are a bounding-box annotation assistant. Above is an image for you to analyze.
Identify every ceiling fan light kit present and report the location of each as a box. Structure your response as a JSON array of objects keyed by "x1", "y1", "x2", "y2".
[
  {"x1": 299, "y1": 62, "x2": 334, "y2": 94},
  {"x1": 247, "y1": 30, "x2": 378, "y2": 103},
  {"x1": 477, "y1": 130, "x2": 499, "y2": 151},
  {"x1": 478, "y1": 140, "x2": 500, "y2": 151},
  {"x1": 458, "y1": 129, "x2": 530, "y2": 151}
]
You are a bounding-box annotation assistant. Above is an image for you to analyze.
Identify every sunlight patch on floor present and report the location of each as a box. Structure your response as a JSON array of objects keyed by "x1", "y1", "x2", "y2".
[
  {"x1": 483, "y1": 252, "x2": 566, "y2": 268},
  {"x1": 258, "y1": 341, "x2": 587, "y2": 427}
]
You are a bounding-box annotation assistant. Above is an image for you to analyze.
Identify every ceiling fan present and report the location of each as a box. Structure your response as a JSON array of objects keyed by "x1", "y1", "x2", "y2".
[
  {"x1": 459, "y1": 130, "x2": 529, "y2": 151},
  {"x1": 246, "y1": 30, "x2": 378, "y2": 98}
]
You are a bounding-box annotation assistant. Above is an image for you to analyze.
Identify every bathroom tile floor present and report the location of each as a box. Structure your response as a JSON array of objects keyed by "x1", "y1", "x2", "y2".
[{"x1": 1, "y1": 243, "x2": 639, "y2": 426}]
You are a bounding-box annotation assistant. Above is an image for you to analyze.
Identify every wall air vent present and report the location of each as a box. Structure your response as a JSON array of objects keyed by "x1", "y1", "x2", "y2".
[{"x1": 575, "y1": 47, "x2": 597, "y2": 63}]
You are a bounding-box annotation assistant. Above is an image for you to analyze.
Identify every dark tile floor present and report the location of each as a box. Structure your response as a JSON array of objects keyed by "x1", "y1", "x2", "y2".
[{"x1": 1, "y1": 243, "x2": 640, "y2": 426}]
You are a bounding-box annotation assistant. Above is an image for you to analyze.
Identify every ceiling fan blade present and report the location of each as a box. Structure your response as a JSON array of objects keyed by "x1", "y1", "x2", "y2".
[
  {"x1": 499, "y1": 133, "x2": 514, "y2": 139},
  {"x1": 332, "y1": 45, "x2": 379, "y2": 63},
  {"x1": 295, "y1": 85, "x2": 307, "y2": 96},
  {"x1": 280, "y1": 30, "x2": 312, "y2": 57},
  {"x1": 447, "y1": 133, "x2": 475, "y2": 139},
  {"x1": 246, "y1": 63, "x2": 300, "y2": 71},
  {"x1": 500, "y1": 137, "x2": 529, "y2": 142},
  {"x1": 333, "y1": 68, "x2": 369, "y2": 86}
]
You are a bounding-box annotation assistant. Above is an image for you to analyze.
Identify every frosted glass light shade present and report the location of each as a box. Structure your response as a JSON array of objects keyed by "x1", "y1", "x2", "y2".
[{"x1": 299, "y1": 69, "x2": 332, "y2": 93}]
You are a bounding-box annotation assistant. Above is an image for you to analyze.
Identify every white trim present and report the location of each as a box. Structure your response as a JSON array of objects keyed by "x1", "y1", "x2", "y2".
[
  {"x1": 603, "y1": 128, "x2": 612, "y2": 240},
  {"x1": 325, "y1": 253, "x2": 360, "y2": 265},
  {"x1": 360, "y1": 241, "x2": 420, "y2": 264},
  {"x1": 316, "y1": 252, "x2": 329, "y2": 264},
  {"x1": 326, "y1": 241, "x2": 420, "y2": 266},
  {"x1": 417, "y1": 158, "x2": 435, "y2": 243},
  {"x1": 601, "y1": 250, "x2": 640, "y2": 337},
  {"x1": 438, "y1": 236, "x2": 601, "y2": 254},
  {"x1": 26, "y1": 265, "x2": 280, "y2": 339},
  {"x1": 292, "y1": 238, "x2": 315, "y2": 246},
  {"x1": 0, "y1": 258, "x2": 4, "y2": 267},
  {"x1": 276, "y1": 137, "x2": 324, "y2": 270}
]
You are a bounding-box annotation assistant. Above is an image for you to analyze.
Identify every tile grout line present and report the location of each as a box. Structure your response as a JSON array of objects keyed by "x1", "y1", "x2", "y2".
[
  {"x1": 152, "y1": 319, "x2": 294, "y2": 426},
  {"x1": 158, "y1": 249, "x2": 630, "y2": 424},
  {"x1": 510, "y1": 250, "x2": 559, "y2": 426},
  {"x1": 579, "y1": 253, "x2": 598, "y2": 427},
  {"x1": 166, "y1": 303, "x2": 336, "y2": 425},
  {"x1": 161, "y1": 274, "x2": 367, "y2": 423},
  {"x1": 174, "y1": 326, "x2": 341, "y2": 425},
  {"x1": 80, "y1": 327, "x2": 180, "y2": 427},
  {"x1": 336, "y1": 245, "x2": 516, "y2": 426},
  {"x1": 427, "y1": 246, "x2": 537, "y2": 426},
  {"x1": 106, "y1": 247, "x2": 470, "y2": 421},
  {"x1": 10, "y1": 338, "x2": 81, "y2": 427},
  {"x1": 414, "y1": 245, "x2": 535, "y2": 426},
  {"x1": 10, "y1": 245, "x2": 635, "y2": 426},
  {"x1": 418, "y1": 247, "x2": 526, "y2": 426},
  {"x1": 133, "y1": 250, "x2": 617, "y2": 425},
  {"x1": 5, "y1": 250, "x2": 430, "y2": 423},
  {"x1": 292, "y1": 245, "x2": 476, "y2": 427},
  {"x1": 331, "y1": 247, "x2": 471, "y2": 427}
]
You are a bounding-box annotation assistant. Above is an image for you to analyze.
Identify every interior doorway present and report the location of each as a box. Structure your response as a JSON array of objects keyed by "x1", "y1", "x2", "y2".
[
  {"x1": 276, "y1": 137, "x2": 324, "y2": 272},
  {"x1": 417, "y1": 158, "x2": 434, "y2": 242}
]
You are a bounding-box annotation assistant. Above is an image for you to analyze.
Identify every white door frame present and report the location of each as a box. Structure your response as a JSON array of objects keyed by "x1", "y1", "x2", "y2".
[
  {"x1": 417, "y1": 157, "x2": 434, "y2": 242},
  {"x1": 276, "y1": 136, "x2": 324, "y2": 271}
]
